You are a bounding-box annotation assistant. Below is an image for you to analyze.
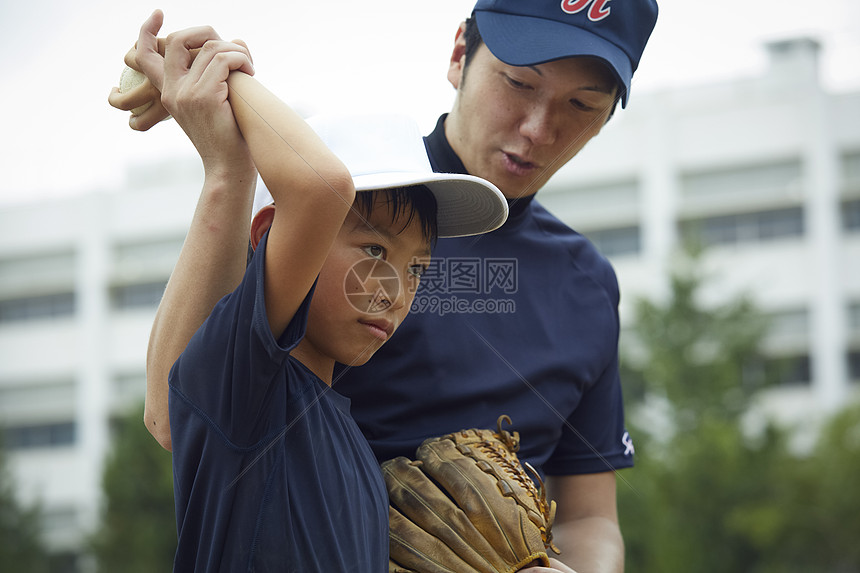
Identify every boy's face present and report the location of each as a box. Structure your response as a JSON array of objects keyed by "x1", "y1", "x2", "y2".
[
  {"x1": 446, "y1": 41, "x2": 618, "y2": 200},
  {"x1": 298, "y1": 195, "x2": 432, "y2": 368}
]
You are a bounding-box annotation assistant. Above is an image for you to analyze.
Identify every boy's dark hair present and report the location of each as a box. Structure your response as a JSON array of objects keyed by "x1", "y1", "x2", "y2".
[
  {"x1": 248, "y1": 185, "x2": 438, "y2": 266},
  {"x1": 354, "y1": 185, "x2": 438, "y2": 243},
  {"x1": 461, "y1": 15, "x2": 619, "y2": 122}
]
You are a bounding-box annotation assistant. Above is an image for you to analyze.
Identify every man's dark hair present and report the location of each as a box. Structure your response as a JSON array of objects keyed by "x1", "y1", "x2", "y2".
[
  {"x1": 461, "y1": 15, "x2": 483, "y2": 86},
  {"x1": 461, "y1": 15, "x2": 619, "y2": 121}
]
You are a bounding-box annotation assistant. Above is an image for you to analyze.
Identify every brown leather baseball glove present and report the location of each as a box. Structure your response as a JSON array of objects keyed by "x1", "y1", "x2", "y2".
[{"x1": 382, "y1": 415, "x2": 560, "y2": 573}]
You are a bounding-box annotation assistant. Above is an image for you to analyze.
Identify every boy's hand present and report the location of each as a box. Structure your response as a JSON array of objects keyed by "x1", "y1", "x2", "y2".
[{"x1": 122, "y1": 9, "x2": 257, "y2": 179}]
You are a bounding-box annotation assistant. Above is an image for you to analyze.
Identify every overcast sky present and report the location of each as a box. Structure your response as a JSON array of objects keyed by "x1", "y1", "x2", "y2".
[{"x1": 1, "y1": 0, "x2": 858, "y2": 206}]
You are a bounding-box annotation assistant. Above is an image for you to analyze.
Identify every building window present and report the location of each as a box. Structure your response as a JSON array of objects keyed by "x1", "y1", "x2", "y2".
[
  {"x1": 849, "y1": 351, "x2": 860, "y2": 382},
  {"x1": 111, "y1": 373, "x2": 146, "y2": 411},
  {"x1": 758, "y1": 354, "x2": 811, "y2": 387},
  {"x1": 681, "y1": 160, "x2": 802, "y2": 199},
  {"x1": 842, "y1": 152, "x2": 860, "y2": 190},
  {"x1": 113, "y1": 238, "x2": 184, "y2": 277},
  {"x1": 48, "y1": 551, "x2": 79, "y2": 573},
  {"x1": 586, "y1": 226, "x2": 641, "y2": 258},
  {"x1": 849, "y1": 302, "x2": 860, "y2": 333},
  {"x1": 679, "y1": 207, "x2": 804, "y2": 247},
  {"x1": 843, "y1": 199, "x2": 860, "y2": 232},
  {"x1": 0, "y1": 292, "x2": 75, "y2": 323},
  {"x1": 0, "y1": 382, "x2": 75, "y2": 421},
  {"x1": 769, "y1": 308, "x2": 809, "y2": 335},
  {"x1": 43, "y1": 507, "x2": 79, "y2": 535},
  {"x1": 758, "y1": 208, "x2": 805, "y2": 240},
  {"x1": 743, "y1": 355, "x2": 811, "y2": 389},
  {"x1": 111, "y1": 280, "x2": 166, "y2": 310},
  {"x1": 0, "y1": 252, "x2": 76, "y2": 295},
  {"x1": 2, "y1": 422, "x2": 76, "y2": 450}
]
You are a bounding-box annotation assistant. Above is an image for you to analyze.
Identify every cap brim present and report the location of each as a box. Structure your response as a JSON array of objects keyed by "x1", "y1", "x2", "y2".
[
  {"x1": 252, "y1": 112, "x2": 509, "y2": 237},
  {"x1": 475, "y1": 10, "x2": 633, "y2": 107},
  {"x1": 353, "y1": 172, "x2": 508, "y2": 238}
]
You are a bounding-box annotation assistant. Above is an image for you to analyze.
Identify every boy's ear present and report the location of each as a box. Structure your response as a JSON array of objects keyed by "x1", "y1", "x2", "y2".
[
  {"x1": 447, "y1": 22, "x2": 468, "y2": 90},
  {"x1": 250, "y1": 204, "x2": 276, "y2": 249}
]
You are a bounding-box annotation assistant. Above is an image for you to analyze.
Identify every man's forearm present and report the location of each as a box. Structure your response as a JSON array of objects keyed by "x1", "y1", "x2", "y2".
[
  {"x1": 544, "y1": 472, "x2": 625, "y2": 573},
  {"x1": 127, "y1": 14, "x2": 258, "y2": 450},
  {"x1": 551, "y1": 515, "x2": 625, "y2": 573},
  {"x1": 145, "y1": 171, "x2": 255, "y2": 450}
]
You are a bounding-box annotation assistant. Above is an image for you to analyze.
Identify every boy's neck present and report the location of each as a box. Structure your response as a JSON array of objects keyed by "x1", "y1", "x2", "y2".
[{"x1": 290, "y1": 342, "x2": 335, "y2": 386}]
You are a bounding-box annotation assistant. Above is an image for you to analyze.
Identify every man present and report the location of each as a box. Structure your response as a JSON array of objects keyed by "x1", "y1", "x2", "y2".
[
  {"x1": 336, "y1": 4, "x2": 656, "y2": 571},
  {"x1": 111, "y1": 2, "x2": 658, "y2": 571}
]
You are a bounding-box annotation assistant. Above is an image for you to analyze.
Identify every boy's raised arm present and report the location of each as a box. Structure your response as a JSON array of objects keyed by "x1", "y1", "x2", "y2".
[
  {"x1": 133, "y1": 10, "x2": 355, "y2": 448},
  {"x1": 226, "y1": 72, "x2": 355, "y2": 337}
]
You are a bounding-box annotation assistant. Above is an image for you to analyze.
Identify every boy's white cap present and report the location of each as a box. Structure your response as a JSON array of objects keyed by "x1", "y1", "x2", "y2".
[{"x1": 252, "y1": 113, "x2": 508, "y2": 238}]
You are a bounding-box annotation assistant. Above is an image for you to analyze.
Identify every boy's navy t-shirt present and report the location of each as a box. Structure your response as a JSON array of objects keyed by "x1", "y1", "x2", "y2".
[{"x1": 169, "y1": 232, "x2": 388, "y2": 572}]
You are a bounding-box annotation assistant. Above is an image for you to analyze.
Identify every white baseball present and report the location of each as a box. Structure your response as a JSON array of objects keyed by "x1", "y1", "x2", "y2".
[{"x1": 119, "y1": 66, "x2": 154, "y2": 116}]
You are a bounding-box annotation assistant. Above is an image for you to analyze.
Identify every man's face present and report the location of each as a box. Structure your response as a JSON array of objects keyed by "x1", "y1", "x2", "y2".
[{"x1": 445, "y1": 40, "x2": 618, "y2": 200}]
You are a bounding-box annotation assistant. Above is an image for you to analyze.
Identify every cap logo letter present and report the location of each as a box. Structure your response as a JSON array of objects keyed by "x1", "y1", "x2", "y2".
[{"x1": 560, "y1": 0, "x2": 612, "y2": 21}]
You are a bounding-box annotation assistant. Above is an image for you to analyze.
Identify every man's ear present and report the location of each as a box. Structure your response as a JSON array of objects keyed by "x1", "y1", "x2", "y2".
[
  {"x1": 250, "y1": 204, "x2": 276, "y2": 249},
  {"x1": 447, "y1": 22, "x2": 468, "y2": 90}
]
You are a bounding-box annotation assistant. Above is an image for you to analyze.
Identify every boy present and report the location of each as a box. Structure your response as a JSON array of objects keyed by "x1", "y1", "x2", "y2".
[{"x1": 166, "y1": 51, "x2": 507, "y2": 571}]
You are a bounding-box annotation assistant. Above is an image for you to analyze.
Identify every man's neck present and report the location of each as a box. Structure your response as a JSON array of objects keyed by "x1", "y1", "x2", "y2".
[{"x1": 424, "y1": 114, "x2": 536, "y2": 220}]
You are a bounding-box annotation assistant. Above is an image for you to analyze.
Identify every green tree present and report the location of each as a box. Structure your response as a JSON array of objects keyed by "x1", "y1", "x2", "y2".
[
  {"x1": 89, "y1": 402, "x2": 176, "y2": 573},
  {"x1": 802, "y1": 403, "x2": 860, "y2": 569},
  {"x1": 0, "y1": 433, "x2": 50, "y2": 572},
  {"x1": 619, "y1": 251, "x2": 860, "y2": 573},
  {"x1": 625, "y1": 252, "x2": 771, "y2": 426},
  {"x1": 617, "y1": 250, "x2": 797, "y2": 572},
  {"x1": 743, "y1": 403, "x2": 860, "y2": 573}
]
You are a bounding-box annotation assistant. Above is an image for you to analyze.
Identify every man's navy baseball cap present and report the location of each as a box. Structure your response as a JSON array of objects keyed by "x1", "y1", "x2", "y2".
[{"x1": 472, "y1": 0, "x2": 658, "y2": 107}]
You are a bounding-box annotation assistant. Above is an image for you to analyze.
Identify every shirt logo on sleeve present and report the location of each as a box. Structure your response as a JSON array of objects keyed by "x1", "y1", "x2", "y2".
[{"x1": 622, "y1": 431, "x2": 635, "y2": 456}]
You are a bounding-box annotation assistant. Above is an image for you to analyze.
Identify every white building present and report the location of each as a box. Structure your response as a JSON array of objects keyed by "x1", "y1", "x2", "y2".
[
  {"x1": 0, "y1": 160, "x2": 202, "y2": 565},
  {"x1": 1, "y1": 37, "x2": 858, "y2": 566},
  {"x1": 541, "y1": 37, "x2": 860, "y2": 424}
]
